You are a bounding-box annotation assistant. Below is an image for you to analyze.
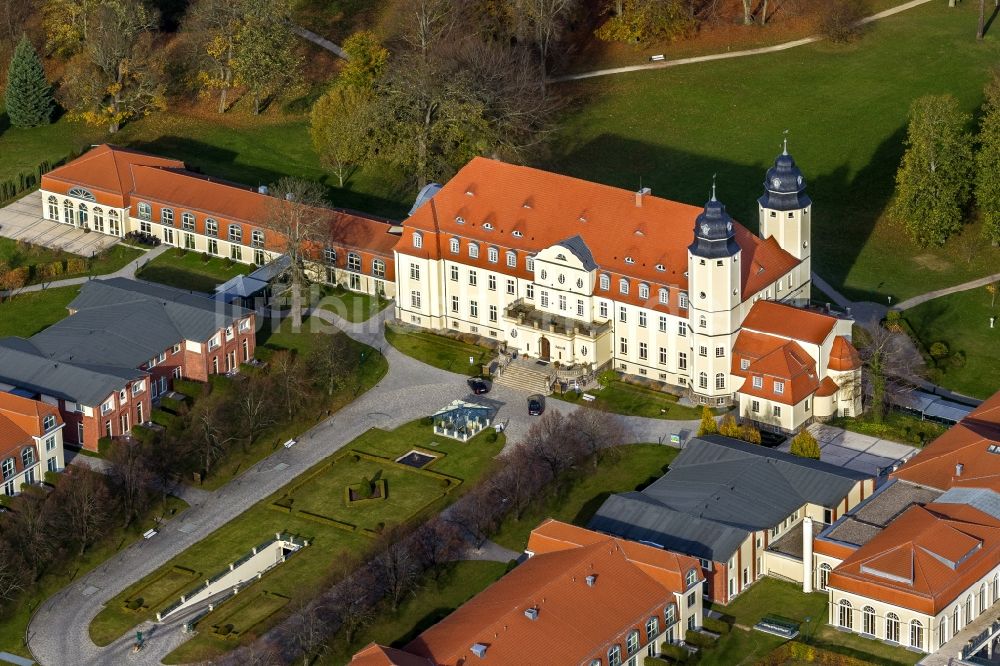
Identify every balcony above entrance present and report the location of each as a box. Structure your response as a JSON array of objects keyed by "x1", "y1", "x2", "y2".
[{"x1": 503, "y1": 299, "x2": 611, "y2": 339}]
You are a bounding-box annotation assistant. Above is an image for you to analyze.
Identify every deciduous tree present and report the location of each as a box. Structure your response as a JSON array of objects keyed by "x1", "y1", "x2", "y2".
[
  {"x1": 180, "y1": 0, "x2": 245, "y2": 113},
  {"x1": 236, "y1": 373, "x2": 275, "y2": 450},
  {"x1": 108, "y1": 436, "x2": 155, "y2": 526},
  {"x1": 41, "y1": 0, "x2": 94, "y2": 57},
  {"x1": 976, "y1": 72, "x2": 1000, "y2": 246},
  {"x1": 340, "y1": 31, "x2": 389, "y2": 91},
  {"x1": 307, "y1": 331, "x2": 351, "y2": 397},
  {"x1": 193, "y1": 393, "x2": 238, "y2": 474},
  {"x1": 596, "y1": 0, "x2": 694, "y2": 45},
  {"x1": 231, "y1": 0, "x2": 299, "y2": 115},
  {"x1": 790, "y1": 429, "x2": 821, "y2": 459},
  {"x1": 309, "y1": 85, "x2": 374, "y2": 187},
  {"x1": 697, "y1": 405, "x2": 717, "y2": 436},
  {"x1": 512, "y1": 0, "x2": 578, "y2": 92},
  {"x1": 890, "y1": 94, "x2": 973, "y2": 246},
  {"x1": 55, "y1": 468, "x2": 112, "y2": 555},
  {"x1": 4, "y1": 36, "x2": 54, "y2": 128}
]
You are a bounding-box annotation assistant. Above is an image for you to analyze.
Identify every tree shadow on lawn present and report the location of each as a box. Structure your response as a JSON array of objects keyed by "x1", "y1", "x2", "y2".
[
  {"x1": 544, "y1": 127, "x2": 905, "y2": 303},
  {"x1": 123, "y1": 135, "x2": 411, "y2": 219}
]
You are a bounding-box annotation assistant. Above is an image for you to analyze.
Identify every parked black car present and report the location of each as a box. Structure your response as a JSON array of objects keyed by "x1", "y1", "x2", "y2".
[
  {"x1": 527, "y1": 394, "x2": 545, "y2": 416},
  {"x1": 467, "y1": 377, "x2": 491, "y2": 395}
]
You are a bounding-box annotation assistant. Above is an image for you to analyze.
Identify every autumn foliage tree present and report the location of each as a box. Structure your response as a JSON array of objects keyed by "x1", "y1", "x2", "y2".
[
  {"x1": 596, "y1": 0, "x2": 694, "y2": 44},
  {"x1": 697, "y1": 405, "x2": 717, "y2": 436},
  {"x1": 790, "y1": 429, "x2": 822, "y2": 459},
  {"x1": 976, "y1": 72, "x2": 1000, "y2": 246}
]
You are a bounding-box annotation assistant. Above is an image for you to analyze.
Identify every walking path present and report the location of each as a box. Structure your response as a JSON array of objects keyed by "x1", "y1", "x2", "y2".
[
  {"x1": 25, "y1": 305, "x2": 697, "y2": 666},
  {"x1": 892, "y1": 271, "x2": 1000, "y2": 311},
  {"x1": 290, "y1": 24, "x2": 348, "y2": 60},
  {"x1": 549, "y1": 0, "x2": 934, "y2": 83}
]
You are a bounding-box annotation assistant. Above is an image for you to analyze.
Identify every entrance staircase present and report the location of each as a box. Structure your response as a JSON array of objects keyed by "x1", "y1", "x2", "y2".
[{"x1": 494, "y1": 358, "x2": 554, "y2": 395}]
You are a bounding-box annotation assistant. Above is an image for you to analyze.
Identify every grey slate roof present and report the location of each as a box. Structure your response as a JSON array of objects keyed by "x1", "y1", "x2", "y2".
[
  {"x1": 0, "y1": 338, "x2": 145, "y2": 406},
  {"x1": 214, "y1": 274, "x2": 269, "y2": 299},
  {"x1": 589, "y1": 436, "x2": 871, "y2": 562},
  {"x1": 934, "y1": 487, "x2": 1000, "y2": 521},
  {"x1": 29, "y1": 278, "x2": 251, "y2": 370},
  {"x1": 248, "y1": 255, "x2": 291, "y2": 283},
  {"x1": 555, "y1": 235, "x2": 598, "y2": 271}
]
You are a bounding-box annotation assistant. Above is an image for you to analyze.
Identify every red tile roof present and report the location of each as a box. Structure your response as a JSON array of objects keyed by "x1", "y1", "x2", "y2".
[
  {"x1": 828, "y1": 502, "x2": 1000, "y2": 615},
  {"x1": 816, "y1": 376, "x2": 840, "y2": 398},
  {"x1": 891, "y1": 390, "x2": 1000, "y2": 492},
  {"x1": 829, "y1": 335, "x2": 862, "y2": 371},
  {"x1": 0, "y1": 393, "x2": 59, "y2": 462},
  {"x1": 741, "y1": 300, "x2": 839, "y2": 345},
  {"x1": 349, "y1": 644, "x2": 432, "y2": 666},
  {"x1": 736, "y1": 338, "x2": 820, "y2": 405},
  {"x1": 401, "y1": 157, "x2": 799, "y2": 300},
  {"x1": 42, "y1": 144, "x2": 184, "y2": 206},
  {"x1": 397, "y1": 520, "x2": 700, "y2": 666}
]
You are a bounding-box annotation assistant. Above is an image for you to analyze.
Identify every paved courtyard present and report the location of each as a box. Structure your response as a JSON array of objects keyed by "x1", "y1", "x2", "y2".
[
  {"x1": 777, "y1": 422, "x2": 919, "y2": 477},
  {"x1": 0, "y1": 191, "x2": 120, "y2": 256}
]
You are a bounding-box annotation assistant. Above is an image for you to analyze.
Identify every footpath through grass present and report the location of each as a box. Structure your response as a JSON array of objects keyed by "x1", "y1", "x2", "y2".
[
  {"x1": 705, "y1": 578, "x2": 921, "y2": 666},
  {"x1": 550, "y1": 1, "x2": 1000, "y2": 302},
  {"x1": 102, "y1": 420, "x2": 503, "y2": 662},
  {"x1": 385, "y1": 323, "x2": 494, "y2": 376},
  {"x1": 904, "y1": 288, "x2": 1000, "y2": 399},
  {"x1": 0, "y1": 495, "x2": 188, "y2": 659},
  {"x1": 0, "y1": 286, "x2": 79, "y2": 337},
  {"x1": 554, "y1": 380, "x2": 704, "y2": 420},
  {"x1": 135, "y1": 248, "x2": 249, "y2": 293}
]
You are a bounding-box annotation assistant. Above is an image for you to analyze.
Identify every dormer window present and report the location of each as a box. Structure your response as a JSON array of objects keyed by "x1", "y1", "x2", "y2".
[
  {"x1": 741, "y1": 358, "x2": 750, "y2": 370},
  {"x1": 658, "y1": 288, "x2": 668, "y2": 304},
  {"x1": 483, "y1": 222, "x2": 494, "y2": 231},
  {"x1": 469, "y1": 242, "x2": 479, "y2": 258},
  {"x1": 752, "y1": 376, "x2": 763, "y2": 389},
  {"x1": 685, "y1": 567, "x2": 698, "y2": 587},
  {"x1": 774, "y1": 380, "x2": 784, "y2": 394},
  {"x1": 679, "y1": 292, "x2": 689, "y2": 308},
  {"x1": 161, "y1": 208, "x2": 174, "y2": 226},
  {"x1": 487, "y1": 246, "x2": 498, "y2": 263},
  {"x1": 619, "y1": 278, "x2": 629, "y2": 294},
  {"x1": 43, "y1": 415, "x2": 56, "y2": 431},
  {"x1": 137, "y1": 202, "x2": 151, "y2": 221},
  {"x1": 655, "y1": 263, "x2": 665, "y2": 271},
  {"x1": 413, "y1": 232, "x2": 423, "y2": 248},
  {"x1": 450, "y1": 237, "x2": 460, "y2": 253},
  {"x1": 638, "y1": 283, "x2": 649, "y2": 299},
  {"x1": 512, "y1": 230, "x2": 523, "y2": 238},
  {"x1": 600, "y1": 274, "x2": 610, "y2": 290},
  {"x1": 625, "y1": 256, "x2": 635, "y2": 264},
  {"x1": 455, "y1": 216, "x2": 465, "y2": 224},
  {"x1": 506, "y1": 251, "x2": 516, "y2": 267},
  {"x1": 465, "y1": 189, "x2": 474, "y2": 196},
  {"x1": 526, "y1": 256, "x2": 534, "y2": 271}
]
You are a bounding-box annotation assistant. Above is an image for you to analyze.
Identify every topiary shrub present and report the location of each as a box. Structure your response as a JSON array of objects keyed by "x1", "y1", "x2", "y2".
[{"x1": 819, "y1": 0, "x2": 870, "y2": 43}]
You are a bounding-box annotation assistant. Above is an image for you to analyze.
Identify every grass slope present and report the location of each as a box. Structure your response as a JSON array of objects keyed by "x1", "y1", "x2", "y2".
[
  {"x1": 0, "y1": 286, "x2": 79, "y2": 337},
  {"x1": 550, "y1": 1, "x2": 1000, "y2": 302},
  {"x1": 385, "y1": 324, "x2": 494, "y2": 376},
  {"x1": 555, "y1": 380, "x2": 704, "y2": 419}
]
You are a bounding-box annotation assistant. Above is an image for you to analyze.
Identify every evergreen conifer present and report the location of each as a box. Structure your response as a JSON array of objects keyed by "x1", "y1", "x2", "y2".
[{"x1": 4, "y1": 35, "x2": 54, "y2": 128}]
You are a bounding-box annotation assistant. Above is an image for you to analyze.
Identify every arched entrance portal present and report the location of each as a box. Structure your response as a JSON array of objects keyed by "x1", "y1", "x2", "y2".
[{"x1": 539, "y1": 337, "x2": 551, "y2": 361}]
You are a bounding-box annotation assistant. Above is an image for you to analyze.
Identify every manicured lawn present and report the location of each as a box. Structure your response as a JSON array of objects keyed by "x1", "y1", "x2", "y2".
[
  {"x1": 551, "y1": 1, "x2": 1000, "y2": 302},
  {"x1": 555, "y1": 380, "x2": 704, "y2": 420},
  {"x1": 707, "y1": 578, "x2": 921, "y2": 666},
  {"x1": 81, "y1": 244, "x2": 145, "y2": 277},
  {"x1": 0, "y1": 494, "x2": 188, "y2": 659},
  {"x1": 124, "y1": 567, "x2": 199, "y2": 611},
  {"x1": 491, "y1": 443, "x2": 678, "y2": 552},
  {"x1": 314, "y1": 560, "x2": 509, "y2": 666},
  {"x1": 0, "y1": 286, "x2": 79, "y2": 337},
  {"x1": 196, "y1": 316, "x2": 388, "y2": 489},
  {"x1": 94, "y1": 420, "x2": 504, "y2": 656},
  {"x1": 385, "y1": 323, "x2": 494, "y2": 376},
  {"x1": 317, "y1": 285, "x2": 390, "y2": 323},
  {"x1": 903, "y1": 288, "x2": 1000, "y2": 399},
  {"x1": 829, "y1": 410, "x2": 949, "y2": 448},
  {"x1": 135, "y1": 248, "x2": 250, "y2": 293}
]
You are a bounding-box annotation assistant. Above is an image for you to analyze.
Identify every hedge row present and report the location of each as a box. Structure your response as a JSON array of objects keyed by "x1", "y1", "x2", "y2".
[
  {"x1": 758, "y1": 641, "x2": 880, "y2": 666},
  {"x1": 0, "y1": 150, "x2": 87, "y2": 206}
]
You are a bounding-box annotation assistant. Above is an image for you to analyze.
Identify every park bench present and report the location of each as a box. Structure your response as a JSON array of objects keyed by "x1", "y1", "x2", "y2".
[
  {"x1": 753, "y1": 615, "x2": 800, "y2": 639},
  {"x1": 650, "y1": 54, "x2": 666, "y2": 62},
  {"x1": 581, "y1": 393, "x2": 596, "y2": 402},
  {"x1": 283, "y1": 439, "x2": 297, "y2": 449},
  {"x1": 143, "y1": 529, "x2": 158, "y2": 539}
]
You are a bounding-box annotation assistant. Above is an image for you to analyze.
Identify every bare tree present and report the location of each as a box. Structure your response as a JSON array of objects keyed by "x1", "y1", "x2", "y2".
[
  {"x1": 573, "y1": 408, "x2": 630, "y2": 465},
  {"x1": 512, "y1": 0, "x2": 578, "y2": 93},
  {"x1": 265, "y1": 177, "x2": 329, "y2": 331},
  {"x1": 107, "y1": 437, "x2": 155, "y2": 526},
  {"x1": 329, "y1": 568, "x2": 377, "y2": 644},
  {"x1": 194, "y1": 394, "x2": 238, "y2": 475},
  {"x1": 412, "y1": 518, "x2": 465, "y2": 578},
  {"x1": 236, "y1": 373, "x2": 276, "y2": 450},
  {"x1": 0, "y1": 0, "x2": 31, "y2": 47},
  {"x1": 403, "y1": 0, "x2": 456, "y2": 60},
  {"x1": 374, "y1": 530, "x2": 420, "y2": 611},
  {"x1": 855, "y1": 323, "x2": 916, "y2": 424},
  {"x1": 269, "y1": 350, "x2": 310, "y2": 421},
  {"x1": 57, "y1": 468, "x2": 112, "y2": 555},
  {"x1": 308, "y1": 331, "x2": 351, "y2": 397},
  {"x1": 446, "y1": 488, "x2": 501, "y2": 548},
  {"x1": 0, "y1": 541, "x2": 26, "y2": 609}
]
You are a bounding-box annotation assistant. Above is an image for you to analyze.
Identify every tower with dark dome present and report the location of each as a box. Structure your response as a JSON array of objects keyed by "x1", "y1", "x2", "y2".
[
  {"x1": 687, "y1": 183, "x2": 742, "y2": 405},
  {"x1": 758, "y1": 139, "x2": 812, "y2": 305}
]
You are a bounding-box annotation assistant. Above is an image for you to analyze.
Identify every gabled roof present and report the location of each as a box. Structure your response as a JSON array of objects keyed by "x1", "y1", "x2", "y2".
[
  {"x1": 402, "y1": 157, "x2": 799, "y2": 294},
  {"x1": 349, "y1": 644, "x2": 432, "y2": 666},
  {"x1": 829, "y1": 335, "x2": 862, "y2": 371},
  {"x1": 738, "y1": 339, "x2": 820, "y2": 405},
  {"x1": 214, "y1": 274, "x2": 269, "y2": 299},
  {"x1": 891, "y1": 390, "x2": 1000, "y2": 492},
  {"x1": 0, "y1": 392, "x2": 61, "y2": 458},
  {"x1": 401, "y1": 521, "x2": 700, "y2": 666},
  {"x1": 30, "y1": 278, "x2": 251, "y2": 370},
  {"x1": 42, "y1": 144, "x2": 184, "y2": 201},
  {"x1": 828, "y1": 500, "x2": 1000, "y2": 615},
  {"x1": 741, "y1": 300, "x2": 840, "y2": 345}
]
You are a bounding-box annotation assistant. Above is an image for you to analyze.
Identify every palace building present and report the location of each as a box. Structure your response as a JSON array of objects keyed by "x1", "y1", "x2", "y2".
[{"x1": 40, "y1": 143, "x2": 862, "y2": 433}]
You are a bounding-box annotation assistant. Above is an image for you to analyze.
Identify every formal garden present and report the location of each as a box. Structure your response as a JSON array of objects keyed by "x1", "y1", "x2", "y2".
[{"x1": 90, "y1": 419, "x2": 505, "y2": 662}]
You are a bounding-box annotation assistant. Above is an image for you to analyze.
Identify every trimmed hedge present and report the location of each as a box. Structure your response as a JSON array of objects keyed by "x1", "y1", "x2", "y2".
[
  {"x1": 151, "y1": 408, "x2": 178, "y2": 428},
  {"x1": 702, "y1": 616, "x2": 731, "y2": 635},
  {"x1": 158, "y1": 395, "x2": 188, "y2": 414},
  {"x1": 172, "y1": 379, "x2": 207, "y2": 400},
  {"x1": 684, "y1": 629, "x2": 717, "y2": 648},
  {"x1": 296, "y1": 510, "x2": 357, "y2": 532},
  {"x1": 659, "y1": 644, "x2": 695, "y2": 663}
]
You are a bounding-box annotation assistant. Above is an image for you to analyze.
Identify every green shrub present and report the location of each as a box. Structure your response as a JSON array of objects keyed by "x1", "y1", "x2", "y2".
[
  {"x1": 66, "y1": 257, "x2": 87, "y2": 274},
  {"x1": 951, "y1": 350, "x2": 966, "y2": 367},
  {"x1": 126, "y1": 598, "x2": 143, "y2": 610},
  {"x1": 486, "y1": 431, "x2": 498, "y2": 443},
  {"x1": 929, "y1": 341, "x2": 949, "y2": 359},
  {"x1": 660, "y1": 643, "x2": 693, "y2": 663},
  {"x1": 504, "y1": 558, "x2": 519, "y2": 573},
  {"x1": 43, "y1": 470, "x2": 60, "y2": 486},
  {"x1": 684, "y1": 629, "x2": 716, "y2": 648},
  {"x1": 173, "y1": 379, "x2": 207, "y2": 400},
  {"x1": 702, "y1": 616, "x2": 731, "y2": 635},
  {"x1": 151, "y1": 409, "x2": 178, "y2": 429}
]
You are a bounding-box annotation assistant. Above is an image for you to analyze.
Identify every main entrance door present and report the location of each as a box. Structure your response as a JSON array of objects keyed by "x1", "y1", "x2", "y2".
[{"x1": 539, "y1": 337, "x2": 550, "y2": 361}]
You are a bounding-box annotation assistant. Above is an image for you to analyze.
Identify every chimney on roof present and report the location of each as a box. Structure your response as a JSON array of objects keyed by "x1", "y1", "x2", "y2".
[
  {"x1": 257, "y1": 185, "x2": 269, "y2": 195},
  {"x1": 471, "y1": 643, "x2": 488, "y2": 658},
  {"x1": 956, "y1": 463, "x2": 964, "y2": 477},
  {"x1": 585, "y1": 574, "x2": 597, "y2": 587},
  {"x1": 524, "y1": 607, "x2": 539, "y2": 620},
  {"x1": 635, "y1": 187, "x2": 652, "y2": 208}
]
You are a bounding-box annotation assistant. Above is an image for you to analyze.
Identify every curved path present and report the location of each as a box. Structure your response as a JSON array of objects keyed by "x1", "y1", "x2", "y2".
[
  {"x1": 27, "y1": 305, "x2": 697, "y2": 666},
  {"x1": 550, "y1": 0, "x2": 933, "y2": 83}
]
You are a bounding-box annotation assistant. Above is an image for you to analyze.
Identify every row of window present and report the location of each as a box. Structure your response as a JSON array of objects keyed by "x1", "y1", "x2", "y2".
[
  {"x1": 1, "y1": 447, "x2": 36, "y2": 479},
  {"x1": 600, "y1": 274, "x2": 686, "y2": 306},
  {"x1": 596, "y1": 603, "x2": 680, "y2": 666},
  {"x1": 448, "y1": 296, "x2": 500, "y2": 323},
  {"x1": 326, "y1": 248, "x2": 386, "y2": 277},
  {"x1": 48, "y1": 198, "x2": 123, "y2": 235},
  {"x1": 136, "y1": 203, "x2": 266, "y2": 247}
]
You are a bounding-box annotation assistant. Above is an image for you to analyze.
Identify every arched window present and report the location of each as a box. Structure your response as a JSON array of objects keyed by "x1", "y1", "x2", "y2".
[
  {"x1": 21, "y1": 447, "x2": 34, "y2": 468},
  {"x1": 646, "y1": 616, "x2": 659, "y2": 641},
  {"x1": 78, "y1": 203, "x2": 88, "y2": 227},
  {"x1": 626, "y1": 630, "x2": 639, "y2": 655},
  {"x1": 347, "y1": 252, "x2": 361, "y2": 271},
  {"x1": 619, "y1": 278, "x2": 629, "y2": 295},
  {"x1": 487, "y1": 246, "x2": 498, "y2": 263},
  {"x1": 638, "y1": 283, "x2": 649, "y2": 299},
  {"x1": 862, "y1": 606, "x2": 876, "y2": 636},
  {"x1": 658, "y1": 288, "x2": 669, "y2": 304},
  {"x1": 450, "y1": 237, "x2": 460, "y2": 253},
  {"x1": 715, "y1": 373, "x2": 725, "y2": 390},
  {"x1": 1, "y1": 457, "x2": 14, "y2": 479},
  {"x1": 600, "y1": 274, "x2": 610, "y2": 290},
  {"x1": 413, "y1": 231, "x2": 423, "y2": 248},
  {"x1": 838, "y1": 600, "x2": 852, "y2": 629},
  {"x1": 910, "y1": 620, "x2": 923, "y2": 650},
  {"x1": 93, "y1": 207, "x2": 104, "y2": 233},
  {"x1": 993, "y1": 573, "x2": 999, "y2": 603},
  {"x1": 137, "y1": 202, "x2": 151, "y2": 220},
  {"x1": 953, "y1": 605, "x2": 960, "y2": 635},
  {"x1": 47, "y1": 195, "x2": 58, "y2": 220},
  {"x1": 506, "y1": 250, "x2": 516, "y2": 267},
  {"x1": 372, "y1": 259, "x2": 385, "y2": 278},
  {"x1": 699, "y1": 315, "x2": 707, "y2": 329},
  {"x1": 108, "y1": 209, "x2": 120, "y2": 235},
  {"x1": 63, "y1": 199, "x2": 74, "y2": 225},
  {"x1": 965, "y1": 594, "x2": 972, "y2": 626},
  {"x1": 686, "y1": 568, "x2": 698, "y2": 587},
  {"x1": 698, "y1": 372, "x2": 708, "y2": 390},
  {"x1": 228, "y1": 224, "x2": 242, "y2": 243},
  {"x1": 251, "y1": 229, "x2": 264, "y2": 248},
  {"x1": 206, "y1": 218, "x2": 218, "y2": 237},
  {"x1": 939, "y1": 617, "x2": 947, "y2": 647},
  {"x1": 161, "y1": 207, "x2": 174, "y2": 225},
  {"x1": 886, "y1": 613, "x2": 899, "y2": 643},
  {"x1": 819, "y1": 564, "x2": 831, "y2": 591},
  {"x1": 980, "y1": 583, "x2": 987, "y2": 613},
  {"x1": 468, "y1": 242, "x2": 479, "y2": 259},
  {"x1": 182, "y1": 212, "x2": 195, "y2": 231},
  {"x1": 607, "y1": 644, "x2": 621, "y2": 666}
]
